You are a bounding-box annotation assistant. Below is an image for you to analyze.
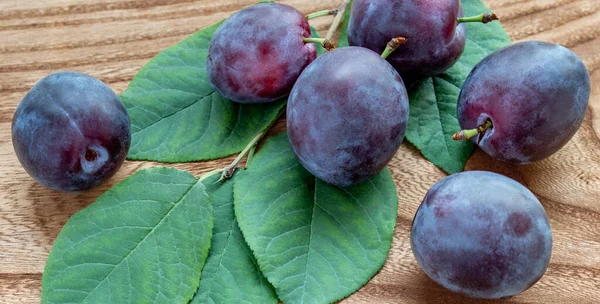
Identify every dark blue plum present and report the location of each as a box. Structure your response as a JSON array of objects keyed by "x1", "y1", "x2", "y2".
[
  {"x1": 411, "y1": 171, "x2": 552, "y2": 299},
  {"x1": 348, "y1": 0, "x2": 465, "y2": 83},
  {"x1": 287, "y1": 47, "x2": 409, "y2": 187},
  {"x1": 457, "y1": 41, "x2": 590, "y2": 163},
  {"x1": 207, "y1": 3, "x2": 316, "y2": 104},
  {"x1": 12, "y1": 71, "x2": 131, "y2": 192}
]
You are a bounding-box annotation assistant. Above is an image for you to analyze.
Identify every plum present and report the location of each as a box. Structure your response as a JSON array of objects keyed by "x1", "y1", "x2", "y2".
[
  {"x1": 454, "y1": 41, "x2": 591, "y2": 163},
  {"x1": 207, "y1": 3, "x2": 317, "y2": 104},
  {"x1": 348, "y1": 0, "x2": 467, "y2": 83},
  {"x1": 411, "y1": 171, "x2": 552, "y2": 299},
  {"x1": 287, "y1": 46, "x2": 409, "y2": 187},
  {"x1": 12, "y1": 71, "x2": 131, "y2": 192}
]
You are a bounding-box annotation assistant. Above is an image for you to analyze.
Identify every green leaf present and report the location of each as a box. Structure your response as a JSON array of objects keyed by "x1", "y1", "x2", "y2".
[
  {"x1": 234, "y1": 133, "x2": 398, "y2": 304},
  {"x1": 41, "y1": 167, "x2": 213, "y2": 304},
  {"x1": 405, "y1": 0, "x2": 511, "y2": 174},
  {"x1": 337, "y1": 0, "x2": 353, "y2": 48},
  {"x1": 120, "y1": 22, "x2": 286, "y2": 163},
  {"x1": 191, "y1": 176, "x2": 278, "y2": 304},
  {"x1": 405, "y1": 78, "x2": 476, "y2": 174}
]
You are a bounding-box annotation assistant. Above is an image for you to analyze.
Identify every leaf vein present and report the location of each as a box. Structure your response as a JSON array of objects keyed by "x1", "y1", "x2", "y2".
[
  {"x1": 77, "y1": 179, "x2": 202, "y2": 303},
  {"x1": 131, "y1": 92, "x2": 214, "y2": 136}
]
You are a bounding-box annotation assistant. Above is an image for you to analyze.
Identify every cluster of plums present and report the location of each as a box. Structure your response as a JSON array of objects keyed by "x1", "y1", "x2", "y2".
[
  {"x1": 11, "y1": 0, "x2": 591, "y2": 301},
  {"x1": 206, "y1": 1, "x2": 590, "y2": 300}
]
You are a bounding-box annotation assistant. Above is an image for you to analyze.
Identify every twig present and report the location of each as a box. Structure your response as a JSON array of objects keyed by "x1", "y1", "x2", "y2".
[
  {"x1": 216, "y1": 104, "x2": 286, "y2": 183},
  {"x1": 325, "y1": 0, "x2": 350, "y2": 41}
]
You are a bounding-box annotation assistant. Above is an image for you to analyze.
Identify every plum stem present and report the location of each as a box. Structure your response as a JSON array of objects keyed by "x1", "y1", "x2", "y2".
[
  {"x1": 216, "y1": 105, "x2": 286, "y2": 183},
  {"x1": 452, "y1": 120, "x2": 493, "y2": 141},
  {"x1": 85, "y1": 149, "x2": 98, "y2": 161},
  {"x1": 325, "y1": 0, "x2": 350, "y2": 40},
  {"x1": 457, "y1": 12, "x2": 499, "y2": 24},
  {"x1": 381, "y1": 37, "x2": 408, "y2": 59},
  {"x1": 303, "y1": 37, "x2": 335, "y2": 51},
  {"x1": 306, "y1": 9, "x2": 336, "y2": 20}
]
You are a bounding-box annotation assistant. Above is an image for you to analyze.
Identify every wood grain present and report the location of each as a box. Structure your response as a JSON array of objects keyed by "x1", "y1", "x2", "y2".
[{"x1": 0, "y1": 0, "x2": 598, "y2": 303}]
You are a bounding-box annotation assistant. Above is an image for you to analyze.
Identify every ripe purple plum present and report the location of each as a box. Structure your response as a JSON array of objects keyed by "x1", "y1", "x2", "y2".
[
  {"x1": 455, "y1": 41, "x2": 591, "y2": 163},
  {"x1": 411, "y1": 171, "x2": 552, "y2": 299},
  {"x1": 12, "y1": 71, "x2": 131, "y2": 192},
  {"x1": 207, "y1": 3, "x2": 317, "y2": 104},
  {"x1": 348, "y1": 0, "x2": 467, "y2": 83},
  {"x1": 287, "y1": 46, "x2": 409, "y2": 187}
]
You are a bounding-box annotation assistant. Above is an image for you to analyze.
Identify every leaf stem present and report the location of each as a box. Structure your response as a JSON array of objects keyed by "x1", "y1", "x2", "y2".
[
  {"x1": 381, "y1": 37, "x2": 408, "y2": 59},
  {"x1": 325, "y1": 0, "x2": 350, "y2": 41},
  {"x1": 198, "y1": 168, "x2": 224, "y2": 183},
  {"x1": 246, "y1": 145, "x2": 257, "y2": 167},
  {"x1": 457, "y1": 12, "x2": 498, "y2": 24},
  {"x1": 452, "y1": 120, "x2": 493, "y2": 141},
  {"x1": 303, "y1": 37, "x2": 335, "y2": 51},
  {"x1": 306, "y1": 9, "x2": 335, "y2": 20},
  {"x1": 219, "y1": 132, "x2": 264, "y2": 181},
  {"x1": 217, "y1": 104, "x2": 286, "y2": 182}
]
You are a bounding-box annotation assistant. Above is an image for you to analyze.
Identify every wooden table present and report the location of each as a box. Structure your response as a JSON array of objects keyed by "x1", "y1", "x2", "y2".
[{"x1": 1, "y1": 0, "x2": 598, "y2": 303}]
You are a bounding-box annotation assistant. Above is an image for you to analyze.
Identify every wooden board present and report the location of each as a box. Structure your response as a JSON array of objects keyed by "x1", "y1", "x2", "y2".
[{"x1": 0, "y1": 0, "x2": 598, "y2": 303}]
